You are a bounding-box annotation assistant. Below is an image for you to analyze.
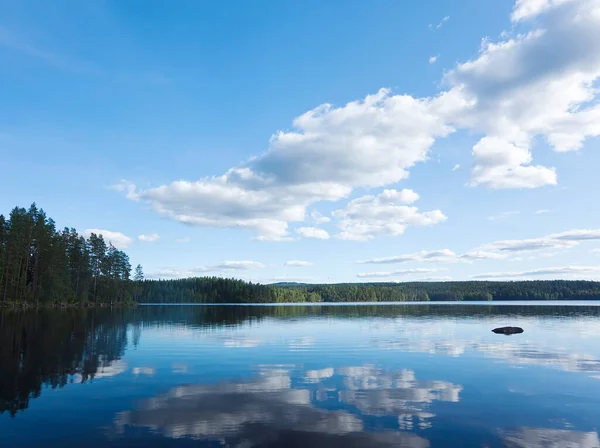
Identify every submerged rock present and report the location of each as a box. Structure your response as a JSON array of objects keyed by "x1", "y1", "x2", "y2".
[{"x1": 492, "y1": 326, "x2": 524, "y2": 335}]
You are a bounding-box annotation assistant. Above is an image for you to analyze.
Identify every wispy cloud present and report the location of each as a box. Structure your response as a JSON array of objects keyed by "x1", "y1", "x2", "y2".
[
  {"x1": 357, "y1": 268, "x2": 445, "y2": 278},
  {"x1": 472, "y1": 266, "x2": 600, "y2": 279},
  {"x1": 357, "y1": 249, "x2": 505, "y2": 265},
  {"x1": 452, "y1": 164, "x2": 460, "y2": 172},
  {"x1": 535, "y1": 209, "x2": 553, "y2": 215},
  {"x1": 147, "y1": 260, "x2": 267, "y2": 279},
  {"x1": 428, "y1": 55, "x2": 438, "y2": 64},
  {"x1": 284, "y1": 260, "x2": 313, "y2": 267},
  {"x1": 0, "y1": 26, "x2": 100, "y2": 73},
  {"x1": 429, "y1": 16, "x2": 450, "y2": 30}
]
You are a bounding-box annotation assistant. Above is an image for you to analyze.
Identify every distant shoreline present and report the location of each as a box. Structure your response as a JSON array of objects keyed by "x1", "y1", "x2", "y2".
[{"x1": 137, "y1": 300, "x2": 600, "y2": 306}]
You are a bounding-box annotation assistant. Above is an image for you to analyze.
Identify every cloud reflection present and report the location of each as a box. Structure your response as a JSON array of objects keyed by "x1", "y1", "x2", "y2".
[
  {"x1": 502, "y1": 427, "x2": 600, "y2": 448},
  {"x1": 114, "y1": 365, "x2": 433, "y2": 447},
  {"x1": 336, "y1": 365, "x2": 461, "y2": 431}
]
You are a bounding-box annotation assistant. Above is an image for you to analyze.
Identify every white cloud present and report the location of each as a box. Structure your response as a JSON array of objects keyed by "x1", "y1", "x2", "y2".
[
  {"x1": 333, "y1": 189, "x2": 446, "y2": 241},
  {"x1": 487, "y1": 210, "x2": 520, "y2": 221},
  {"x1": 357, "y1": 226, "x2": 600, "y2": 267},
  {"x1": 429, "y1": 16, "x2": 450, "y2": 30},
  {"x1": 511, "y1": 0, "x2": 575, "y2": 22},
  {"x1": 420, "y1": 276, "x2": 453, "y2": 281},
  {"x1": 535, "y1": 209, "x2": 553, "y2": 214},
  {"x1": 552, "y1": 229, "x2": 600, "y2": 241},
  {"x1": 470, "y1": 138, "x2": 557, "y2": 189},
  {"x1": 428, "y1": 55, "x2": 438, "y2": 64},
  {"x1": 175, "y1": 237, "x2": 191, "y2": 243},
  {"x1": 146, "y1": 260, "x2": 267, "y2": 279},
  {"x1": 284, "y1": 260, "x2": 313, "y2": 267},
  {"x1": 472, "y1": 265, "x2": 600, "y2": 279},
  {"x1": 296, "y1": 227, "x2": 330, "y2": 240},
  {"x1": 118, "y1": 87, "x2": 451, "y2": 241},
  {"x1": 439, "y1": 0, "x2": 600, "y2": 187},
  {"x1": 358, "y1": 249, "x2": 458, "y2": 264},
  {"x1": 215, "y1": 260, "x2": 267, "y2": 270},
  {"x1": 82, "y1": 229, "x2": 133, "y2": 249},
  {"x1": 481, "y1": 228, "x2": 600, "y2": 253},
  {"x1": 357, "y1": 268, "x2": 444, "y2": 278},
  {"x1": 138, "y1": 233, "x2": 160, "y2": 242},
  {"x1": 357, "y1": 249, "x2": 505, "y2": 265},
  {"x1": 263, "y1": 276, "x2": 315, "y2": 283},
  {"x1": 452, "y1": 164, "x2": 461, "y2": 171},
  {"x1": 480, "y1": 236, "x2": 575, "y2": 253},
  {"x1": 117, "y1": 0, "x2": 600, "y2": 239}
]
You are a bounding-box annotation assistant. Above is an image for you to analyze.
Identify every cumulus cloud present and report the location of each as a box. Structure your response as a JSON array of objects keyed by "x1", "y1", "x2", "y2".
[
  {"x1": 333, "y1": 189, "x2": 446, "y2": 241},
  {"x1": 116, "y1": 88, "x2": 451, "y2": 241},
  {"x1": 297, "y1": 227, "x2": 330, "y2": 240},
  {"x1": 117, "y1": 0, "x2": 600, "y2": 239},
  {"x1": 471, "y1": 265, "x2": 600, "y2": 279},
  {"x1": 138, "y1": 233, "x2": 160, "y2": 242},
  {"x1": 429, "y1": 55, "x2": 438, "y2": 64},
  {"x1": 441, "y1": 0, "x2": 600, "y2": 185},
  {"x1": 470, "y1": 138, "x2": 556, "y2": 189},
  {"x1": 357, "y1": 268, "x2": 444, "y2": 278},
  {"x1": 82, "y1": 229, "x2": 133, "y2": 249},
  {"x1": 284, "y1": 260, "x2": 314, "y2": 267}
]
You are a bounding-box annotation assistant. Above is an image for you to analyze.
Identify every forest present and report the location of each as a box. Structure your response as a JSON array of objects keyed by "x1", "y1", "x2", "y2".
[
  {"x1": 136, "y1": 278, "x2": 600, "y2": 303},
  {"x1": 3, "y1": 203, "x2": 600, "y2": 306},
  {"x1": 0, "y1": 204, "x2": 134, "y2": 306}
]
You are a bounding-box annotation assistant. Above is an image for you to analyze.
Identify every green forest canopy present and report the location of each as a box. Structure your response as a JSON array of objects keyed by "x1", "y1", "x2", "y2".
[{"x1": 3, "y1": 203, "x2": 600, "y2": 305}]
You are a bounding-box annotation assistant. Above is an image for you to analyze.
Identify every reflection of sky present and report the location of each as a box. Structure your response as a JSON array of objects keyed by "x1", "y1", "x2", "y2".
[
  {"x1": 3, "y1": 307, "x2": 600, "y2": 447},
  {"x1": 134, "y1": 314, "x2": 600, "y2": 378},
  {"x1": 502, "y1": 427, "x2": 600, "y2": 448},
  {"x1": 115, "y1": 364, "x2": 433, "y2": 447}
]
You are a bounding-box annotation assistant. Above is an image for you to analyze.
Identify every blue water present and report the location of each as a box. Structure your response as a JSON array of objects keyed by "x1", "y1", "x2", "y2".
[{"x1": 1, "y1": 303, "x2": 600, "y2": 447}]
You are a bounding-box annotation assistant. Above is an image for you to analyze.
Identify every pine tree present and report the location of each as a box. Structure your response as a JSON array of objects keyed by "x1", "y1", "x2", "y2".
[{"x1": 134, "y1": 264, "x2": 144, "y2": 281}]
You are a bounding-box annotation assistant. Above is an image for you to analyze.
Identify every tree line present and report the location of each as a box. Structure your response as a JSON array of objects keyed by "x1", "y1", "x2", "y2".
[
  {"x1": 135, "y1": 278, "x2": 600, "y2": 303},
  {"x1": 0, "y1": 204, "x2": 136, "y2": 305},
  {"x1": 4, "y1": 203, "x2": 600, "y2": 306}
]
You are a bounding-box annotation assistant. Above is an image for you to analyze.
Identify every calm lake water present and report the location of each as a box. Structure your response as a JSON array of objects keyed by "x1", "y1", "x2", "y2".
[{"x1": 1, "y1": 303, "x2": 600, "y2": 447}]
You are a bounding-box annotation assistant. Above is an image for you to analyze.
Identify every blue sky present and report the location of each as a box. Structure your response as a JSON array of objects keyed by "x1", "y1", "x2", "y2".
[{"x1": 1, "y1": 0, "x2": 600, "y2": 283}]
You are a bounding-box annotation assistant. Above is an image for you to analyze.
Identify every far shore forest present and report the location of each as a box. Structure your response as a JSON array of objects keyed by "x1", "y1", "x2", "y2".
[{"x1": 2, "y1": 204, "x2": 600, "y2": 307}]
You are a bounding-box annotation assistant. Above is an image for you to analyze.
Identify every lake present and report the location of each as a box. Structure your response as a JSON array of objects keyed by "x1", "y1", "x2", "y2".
[{"x1": 1, "y1": 303, "x2": 600, "y2": 447}]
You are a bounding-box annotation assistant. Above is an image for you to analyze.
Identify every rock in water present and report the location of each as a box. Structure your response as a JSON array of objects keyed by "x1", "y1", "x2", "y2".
[{"x1": 492, "y1": 326, "x2": 524, "y2": 335}]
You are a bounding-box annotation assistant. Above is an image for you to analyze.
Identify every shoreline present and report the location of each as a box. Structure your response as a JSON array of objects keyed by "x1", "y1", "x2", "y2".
[{"x1": 0, "y1": 302, "x2": 138, "y2": 309}]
